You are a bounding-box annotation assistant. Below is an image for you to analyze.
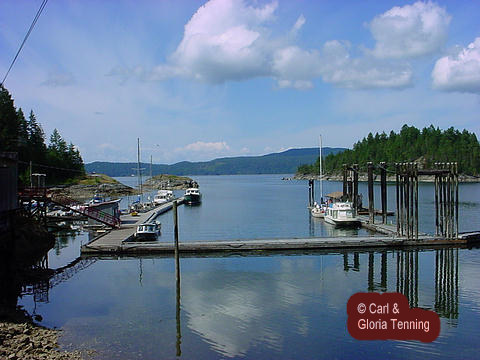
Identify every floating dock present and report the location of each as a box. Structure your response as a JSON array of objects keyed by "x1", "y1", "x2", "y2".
[
  {"x1": 81, "y1": 196, "x2": 480, "y2": 255},
  {"x1": 82, "y1": 198, "x2": 184, "y2": 249},
  {"x1": 81, "y1": 234, "x2": 471, "y2": 255}
]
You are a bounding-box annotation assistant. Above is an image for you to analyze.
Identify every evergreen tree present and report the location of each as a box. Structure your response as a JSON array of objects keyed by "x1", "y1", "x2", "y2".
[
  {"x1": 0, "y1": 86, "x2": 19, "y2": 151},
  {"x1": 297, "y1": 124, "x2": 480, "y2": 176}
]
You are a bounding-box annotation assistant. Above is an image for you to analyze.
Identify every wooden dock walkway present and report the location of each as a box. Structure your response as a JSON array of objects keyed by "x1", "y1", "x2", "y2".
[
  {"x1": 81, "y1": 199, "x2": 479, "y2": 255},
  {"x1": 83, "y1": 197, "x2": 184, "y2": 247},
  {"x1": 81, "y1": 234, "x2": 469, "y2": 255}
]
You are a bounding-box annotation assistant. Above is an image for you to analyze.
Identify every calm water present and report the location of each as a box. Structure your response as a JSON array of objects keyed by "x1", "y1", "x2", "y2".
[{"x1": 17, "y1": 175, "x2": 480, "y2": 359}]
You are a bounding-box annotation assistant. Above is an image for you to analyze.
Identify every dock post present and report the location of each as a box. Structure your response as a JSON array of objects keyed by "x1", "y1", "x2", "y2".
[
  {"x1": 434, "y1": 164, "x2": 439, "y2": 236},
  {"x1": 414, "y1": 163, "x2": 418, "y2": 241},
  {"x1": 399, "y1": 164, "x2": 404, "y2": 236},
  {"x1": 172, "y1": 199, "x2": 182, "y2": 356},
  {"x1": 173, "y1": 200, "x2": 180, "y2": 279},
  {"x1": 380, "y1": 162, "x2": 387, "y2": 224},
  {"x1": 353, "y1": 164, "x2": 358, "y2": 214},
  {"x1": 367, "y1": 162, "x2": 374, "y2": 224},
  {"x1": 343, "y1": 164, "x2": 348, "y2": 198},
  {"x1": 455, "y1": 162, "x2": 459, "y2": 238},
  {"x1": 395, "y1": 164, "x2": 400, "y2": 235}
]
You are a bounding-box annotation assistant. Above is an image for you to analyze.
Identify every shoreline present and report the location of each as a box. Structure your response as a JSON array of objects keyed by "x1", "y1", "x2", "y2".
[
  {"x1": 0, "y1": 319, "x2": 93, "y2": 360},
  {"x1": 292, "y1": 173, "x2": 480, "y2": 183}
]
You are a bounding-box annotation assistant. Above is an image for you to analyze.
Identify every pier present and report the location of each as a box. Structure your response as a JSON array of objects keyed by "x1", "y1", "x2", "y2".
[
  {"x1": 80, "y1": 161, "x2": 480, "y2": 256},
  {"x1": 82, "y1": 197, "x2": 184, "y2": 249}
]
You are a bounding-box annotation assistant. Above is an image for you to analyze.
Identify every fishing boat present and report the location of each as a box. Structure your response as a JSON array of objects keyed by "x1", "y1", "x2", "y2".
[
  {"x1": 184, "y1": 187, "x2": 201, "y2": 205},
  {"x1": 134, "y1": 221, "x2": 161, "y2": 241},
  {"x1": 324, "y1": 201, "x2": 360, "y2": 226},
  {"x1": 153, "y1": 189, "x2": 174, "y2": 205}
]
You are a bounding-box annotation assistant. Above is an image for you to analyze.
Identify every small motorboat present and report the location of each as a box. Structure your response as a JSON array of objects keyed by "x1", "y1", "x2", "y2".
[
  {"x1": 311, "y1": 201, "x2": 326, "y2": 218},
  {"x1": 134, "y1": 221, "x2": 161, "y2": 241}
]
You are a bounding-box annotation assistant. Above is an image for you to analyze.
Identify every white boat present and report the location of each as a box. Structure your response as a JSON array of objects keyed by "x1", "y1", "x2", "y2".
[
  {"x1": 184, "y1": 187, "x2": 201, "y2": 205},
  {"x1": 134, "y1": 221, "x2": 161, "y2": 241},
  {"x1": 153, "y1": 190, "x2": 174, "y2": 205},
  {"x1": 88, "y1": 193, "x2": 105, "y2": 204},
  {"x1": 324, "y1": 202, "x2": 360, "y2": 226},
  {"x1": 311, "y1": 202, "x2": 326, "y2": 218}
]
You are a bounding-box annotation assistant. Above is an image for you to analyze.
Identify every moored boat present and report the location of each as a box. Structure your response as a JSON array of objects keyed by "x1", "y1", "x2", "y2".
[
  {"x1": 184, "y1": 187, "x2": 201, "y2": 205},
  {"x1": 311, "y1": 201, "x2": 326, "y2": 218},
  {"x1": 324, "y1": 201, "x2": 360, "y2": 226},
  {"x1": 153, "y1": 190, "x2": 174, "y2": 205},
  {"x1": 134, "y1": 221, "x2": 161, "y2": 241}
]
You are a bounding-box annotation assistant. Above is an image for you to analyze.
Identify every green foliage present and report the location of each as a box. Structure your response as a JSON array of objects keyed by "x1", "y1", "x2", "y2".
[
  {"x1": 85, "y1": 148, "x2": 346, "y2": 176},
  {"x1": 0, "y1": 85, "x2": 85, "y2": 185},
  {"x1": 297, "y1": 124, "x2": 480, "y2": 175}
]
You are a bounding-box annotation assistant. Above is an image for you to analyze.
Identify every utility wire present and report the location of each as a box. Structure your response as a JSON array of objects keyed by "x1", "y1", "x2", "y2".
[
  {"x1": 1, "y1": 0, "x2": 49, "y2": 87},
  {"x1": 18, "y1": 160, "x2": 85, "y2": 174}
]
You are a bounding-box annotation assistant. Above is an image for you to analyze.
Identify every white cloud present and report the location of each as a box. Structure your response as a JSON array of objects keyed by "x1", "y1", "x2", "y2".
[
  {"x1": 110, "y1": 0, "x2": 422, "y2": 90},
  {"x1": 182, "y1": 141, "x2": 230, "y2": 152},
  {"x1": 156, "y1": 0, "x2": 277, "y2": 83},
  {"x1": 291, "y1": 14, "x2": 305, "y2": 35},
  {"x1": 369, "y1": 1, "x2": 451, "y2": 59},
  {"x1": 432, "y1": 37, "x2": 480, "y2": 93},
  {"x1": 272, "y1": 41, "x2": 412, "y2": 90}
]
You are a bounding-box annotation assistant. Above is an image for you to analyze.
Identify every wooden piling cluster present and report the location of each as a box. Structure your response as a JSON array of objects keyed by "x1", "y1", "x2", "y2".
[
  {"x1": 433, "y1": 163, "x2": 459, "y2": 239},
  {"x1": 395, "y1": 163, "x2": 419, "y2": 239},
  {"x1": 342, "y1": 164, "x2": 359, "y2": 212}
]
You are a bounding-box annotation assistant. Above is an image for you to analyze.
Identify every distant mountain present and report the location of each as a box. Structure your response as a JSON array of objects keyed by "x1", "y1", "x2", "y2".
[{"x1": 85, "y1": 147, "x2": 346, "y2": 176}]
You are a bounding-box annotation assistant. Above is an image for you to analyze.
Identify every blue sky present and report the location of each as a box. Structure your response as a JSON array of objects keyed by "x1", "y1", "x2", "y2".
[{"x1": 1, "y1": 0, "x2": 479, "y2": 164}]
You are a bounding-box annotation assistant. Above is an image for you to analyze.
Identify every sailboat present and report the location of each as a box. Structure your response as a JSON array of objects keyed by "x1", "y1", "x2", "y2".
[{"x1": 311, "y1": 135, "x2": 327, "y2": 218}]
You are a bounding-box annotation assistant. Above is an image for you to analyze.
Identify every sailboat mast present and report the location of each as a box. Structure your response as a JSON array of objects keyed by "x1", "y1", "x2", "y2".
[
  {"x1": 319, "y1": 135, "x2": 323, "y2": 202},
  {"x1": 137, "y1": 138, "x2": 143, "y2": 201}
]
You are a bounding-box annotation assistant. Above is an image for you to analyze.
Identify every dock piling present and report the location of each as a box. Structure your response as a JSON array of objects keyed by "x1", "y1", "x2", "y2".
[
  {"x1": 380, "y1": 162, "x2": 387, "y2": 224},
  {"x1": 367, "y1": 162, "x2": 374, "y2": 223}
]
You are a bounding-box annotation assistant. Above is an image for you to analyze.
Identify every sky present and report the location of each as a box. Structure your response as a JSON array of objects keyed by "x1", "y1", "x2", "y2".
[{"x1": 0, "y1": 0, "x2": 479, "y2": 164}]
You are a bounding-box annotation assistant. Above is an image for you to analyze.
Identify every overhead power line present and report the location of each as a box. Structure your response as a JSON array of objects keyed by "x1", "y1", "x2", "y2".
[
  {"x1": 18, "y1": 160, "x2": 85, "y2": 174},
  {"x1": 1, "y1": 0, "x2": 49, "y2": 87}
]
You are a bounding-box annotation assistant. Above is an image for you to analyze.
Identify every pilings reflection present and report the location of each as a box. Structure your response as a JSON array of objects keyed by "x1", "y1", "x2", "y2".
[
  {"x1": 341, "y1": 249, "x2": 460, "y2": 320},
  {"x1": 396, "y1": 250, "x2": 419, "y2": 307},
  {"x1": 435, "y1": 248, "x2": 459, "y2": 320}
]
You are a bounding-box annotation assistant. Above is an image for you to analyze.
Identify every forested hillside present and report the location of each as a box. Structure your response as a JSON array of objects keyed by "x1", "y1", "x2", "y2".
[
  {"x1": 0, "y1": 86, "x2": 84, "y2": 184},
  {"x1": 297, "y1": 125, "x2": 480, "y2": 175},
  {"x1": 86, "y1": 147, "x2": 346, "y2": 176}
]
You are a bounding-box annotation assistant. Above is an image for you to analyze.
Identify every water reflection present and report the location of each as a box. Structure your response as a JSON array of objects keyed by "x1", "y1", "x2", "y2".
[
  {"x1": 435, "y1": 249, "x2": 459, "y2": 321},
  {"x1": 8, "y1": 245, "x2": 471, "y2": 359}
]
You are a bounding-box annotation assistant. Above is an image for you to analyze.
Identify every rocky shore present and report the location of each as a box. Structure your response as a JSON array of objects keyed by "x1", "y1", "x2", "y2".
[
  {"x1": 293, "y1": 173, "x2": 480, "y2": 183},
  {"x1": 0, "y1": 318, "x2": 97, "y2": 360},
  {"x1": 48, "y1": 182, "x2": 135, "y2": 202},
  {"x1": 143, "y1": 174, "x2": 196, "y2": 190}
]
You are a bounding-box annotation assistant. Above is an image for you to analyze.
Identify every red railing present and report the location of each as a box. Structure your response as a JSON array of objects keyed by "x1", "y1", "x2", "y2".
[{"x1": 49, "y1": 193, "x2": 121, "y2": 228}]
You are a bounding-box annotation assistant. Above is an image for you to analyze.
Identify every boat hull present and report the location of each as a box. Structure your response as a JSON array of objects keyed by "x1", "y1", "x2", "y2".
[
  {"x1": 324, "y1": 216, "x2": 360, "y2": 227},
  {"x1": 311, "y1": 209, "x2": 325, "y2": 218},
  {"x1": 133, "y1": 232, "x2": 160, "y2": 241},
  {"x1": 184, "y1": 194, "x2": 201, "y2": 205}
]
